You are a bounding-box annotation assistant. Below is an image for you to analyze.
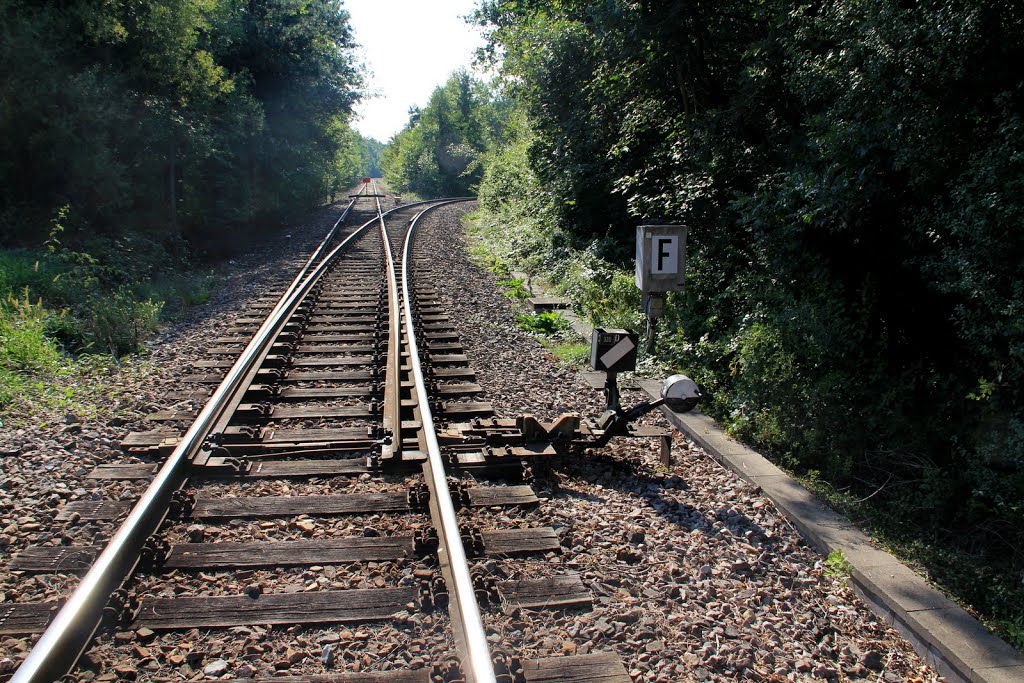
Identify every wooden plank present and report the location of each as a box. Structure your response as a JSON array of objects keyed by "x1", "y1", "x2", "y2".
[
  {"x1": 481, "y1": 528, "x2": 560, "y2": 556},
  {"x1": 90, "y1": 459, "x2": 372, "y2": 481},
  {"x1": 191, "y1": 492, "x2": 409, "y2": 519},
  {"x1": 295, "y1": 344, "x2": 375, "y2": 354},
  {"x1": 212, "y1": 674, "x2": 426, "y2": 683},
  {"x1": 498, "y1": 574, "x2": 591, "y2": 609},
  {"x1": 431, "y1": 367, "x2": 476, "y2": 379},
  {"x1": 262, "y1": 427, "x2": 371, "y2": 444},
  {"x1": 164, "y1": 528, "x2": 558, "y2": 570},
  {"x1": 467, "y1": 485, "x2": 538, "y2": 506},
  {"x1": 443, "y1": 402, "x2": 493, "y2": 418},
  {"x1": 121, "y1": 430, "x2": 178, "y2": 447},
  {"x1": 181, "y1": 373, "x2": 223, "y2": 383},
  {"x1": 0, "y1": 602, "x2": 58, "y2": 635},
  {"x1": 282, "y1": 370, "x2": 374, "y2": 383},
  {"x1": 194, "y1": 359, "x2": 234, "y2": 368},
  {"x1": 304, "y1": 325, "x2": 376, "y2": 334},
  {"x1": 58, "y1": 486, "x2": 527, "y2": 521},
  {"x1": 162, "y1": 389, "x2": 210, "y2": 401},
  {"x1": 246, "y1": 460, "x2": 370, "y2": 478},
  {"x1": 9, "y1": 546, "x2": 98, "y2": 573},
  {"x1": 271, "y1": 404, "x2": 374, "y2": 419},
  {"x1": 311, "y1": 307, "x2": 377, "y2": 315},
  {"x1": 522, "y1": 652, "x2": 630, "y2": 682},
  {"x1": 426, "y1": 342, "x2": 463, "y2": 352},
  {"x1": 133, "y1": 587, "x2": 418, "y2": 630},
  {"x1": 165, "y1": 537, "x2": 414, "y2": 569},
  {"x1": 306, "y1": 316, "x2": 377, "y2": 325},
  {"x1": 276, "y1": 386, "x2": 374, "y2": 399},
  {"x1": 87, "y1": 463, "x2": 158, "y2": 480},
  {"x1": 299, "y1": 334, "x2": 378, "y2": 343},
  {"x1": 435, "y1": 383, "x2": 482, "y2": 396},
  {"x1": 56, "y1": 500, "x2": 131, "y2": 521},
  {"x1": 427, "y1": 354, "x2": 468, "y2": 364},
  {"x1": 291, "y1": 356, "x2": 374, "y2": 367}
]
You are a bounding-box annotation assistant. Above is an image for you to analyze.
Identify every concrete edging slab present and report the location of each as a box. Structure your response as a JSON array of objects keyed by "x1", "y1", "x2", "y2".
[{"x1": 635, "y1": 379, "x2": 1024, "y2": 683}]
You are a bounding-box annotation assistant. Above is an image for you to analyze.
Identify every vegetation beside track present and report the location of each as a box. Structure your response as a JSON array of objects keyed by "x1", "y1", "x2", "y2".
[
  {"x1": 0, "y1": 0, "x2": 378, "y2": 415},
  {"x1": 385, "y1": 0, "x2": 1024, "y2": 650}
]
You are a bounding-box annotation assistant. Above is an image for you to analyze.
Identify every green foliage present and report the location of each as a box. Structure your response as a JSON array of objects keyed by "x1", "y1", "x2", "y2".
[
  {"x1": 0, "y1": 291, "x2": 64, "y2": 409},
  {"x1": 0, "y1": 291, "x2": 63, "y2": 376},
  {"x1": 496, "y1": 278, "x2": 530, "y2": 299},
  {"x1": 383, "y1": 71, "x2": 500, "y2": 197},
  {"x1": 472, "y1": 0, "x2": 1024, "y2": 647},
  {"x1": 547, "y1": 340, "x2": 590, "y2": 367},
  {"x1": 515, "y1": 311, "x2": 571, "y2": 336},
  {"x1": 86, "y1": 287, "x2": 163, "y2": 357},
  {"x1": 823, "y1": 550, "x2": 852, "y2": 581},
  {"x1": 0, "y1": 0, "x2": 365, "y2": 248}
]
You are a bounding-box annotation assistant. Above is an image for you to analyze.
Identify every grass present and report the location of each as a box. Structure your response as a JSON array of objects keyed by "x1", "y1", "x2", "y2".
[
  {"x1": 515, "y1": 311, "x2": 572, "y2": 336},
  {"x1": 497, "y1": 277, "x2": 530, "y2": 299},
  {"x1": 0, "y1": 240, "x2": 216, "y2": 420},
  {"x1": 545, "y1": 339, "x2": 591, "y2": 367},
  {"x1": 802, "y1": 473, "x2": 1024, "y2": 651}
]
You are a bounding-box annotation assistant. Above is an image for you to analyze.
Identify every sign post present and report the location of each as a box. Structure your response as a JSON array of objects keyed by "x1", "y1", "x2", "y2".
[
  {"x1": 590, "y1": 328, "x2": 638, "y2": 412},
  {"x1": 635, "y1": 224, "x2": 688, "y2": 353}
]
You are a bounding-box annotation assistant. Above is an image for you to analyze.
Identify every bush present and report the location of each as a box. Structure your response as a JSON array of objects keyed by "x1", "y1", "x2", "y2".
[
  {"x1": 0, "y1": 290, "x2": 64, "y2": 408},
  {"x1": 515, "y1": 311, "x2": 571, "y2": 336},
  {"x1": 86, "y1": 286, "x2": 163, "y2": 357}
]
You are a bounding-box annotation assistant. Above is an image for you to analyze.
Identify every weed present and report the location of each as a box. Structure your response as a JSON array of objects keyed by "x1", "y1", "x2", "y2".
[
  {"x1": 547, "y1": 340, "x2": 590, "y2": 366},
  {"x1": 497, "y1": 277, "x2": 530, "y2": 299},
  {"x1": 515, "y1": 311, "x2": 571, "y2": 336},
  {"x1": 0, "y1": 290, "x2": 63, "y2": 375},
  {"x1": 86, "y1": 287, "x2": 162, "y2": 357},
  {"x1": 823, "y1": 549, "x2": 852, "y2": 580}
]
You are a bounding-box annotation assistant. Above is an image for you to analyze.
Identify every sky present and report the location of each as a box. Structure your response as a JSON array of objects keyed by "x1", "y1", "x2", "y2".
[{"x1": 344, "y1": 0, "x2": 487, "y2": 143}]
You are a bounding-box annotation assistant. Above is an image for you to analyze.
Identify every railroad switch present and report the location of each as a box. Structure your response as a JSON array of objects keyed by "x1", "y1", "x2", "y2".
[{"x1": 436, "y1": 375, "x2": 701, "y2": 468}]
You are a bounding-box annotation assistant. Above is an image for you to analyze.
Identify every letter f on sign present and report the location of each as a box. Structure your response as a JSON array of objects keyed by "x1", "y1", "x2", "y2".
[{"x1": 652, "y1": 236, "x2": 677, "y2": 275}]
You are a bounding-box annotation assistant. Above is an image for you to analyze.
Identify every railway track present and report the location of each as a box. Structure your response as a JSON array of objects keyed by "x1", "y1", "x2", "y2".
[{"x1": 3, "y1": 182, "x2": 668, "y2": 682}]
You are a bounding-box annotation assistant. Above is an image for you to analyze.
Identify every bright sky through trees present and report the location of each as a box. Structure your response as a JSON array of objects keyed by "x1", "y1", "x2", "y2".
[{"x1": 345, "y1": 0, "x2": 485, "y2": 142}]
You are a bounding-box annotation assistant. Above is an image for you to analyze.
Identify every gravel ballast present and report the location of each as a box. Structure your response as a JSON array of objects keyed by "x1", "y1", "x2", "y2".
[
  {"x1": 0, "y1": 199, "x2": 944, "y2": 682},
  {"x1": 413, "y1": 203, "x2": 943, "y2": 683}
]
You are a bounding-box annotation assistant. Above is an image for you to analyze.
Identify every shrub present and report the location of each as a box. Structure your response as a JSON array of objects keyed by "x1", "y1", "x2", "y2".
[
  {"x1": 515, "y1": 311, "x2": 571, "y2": 336},
  {"x1": 86, "y1": 287, "x2": 163, "y2": 357}
]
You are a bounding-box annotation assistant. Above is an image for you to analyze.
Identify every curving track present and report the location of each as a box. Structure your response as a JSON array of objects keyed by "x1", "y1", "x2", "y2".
[{"x1": 3, "y1": 182, "x2": 637, "y2": 683}]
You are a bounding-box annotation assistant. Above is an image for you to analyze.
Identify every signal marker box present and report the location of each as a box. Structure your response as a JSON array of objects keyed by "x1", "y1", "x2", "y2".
[
  {"x1": 635, "y1": 224, "x2": 688, "y2": 293},
  {"x1": 591, "y1": 328, "x2": 638, "y2": 373}
]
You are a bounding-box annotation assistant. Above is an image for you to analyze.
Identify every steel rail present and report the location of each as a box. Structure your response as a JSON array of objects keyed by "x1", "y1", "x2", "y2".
[
  {"x1": 375, "y1": 194, "x2": 404, "y2": 461},
  {"x1": 11, "y1": 207, "x2": 392, "y2": 683},
  {"x1": 401, "y1": 199, "x2": 495, "y2": 683}
]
